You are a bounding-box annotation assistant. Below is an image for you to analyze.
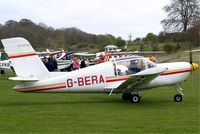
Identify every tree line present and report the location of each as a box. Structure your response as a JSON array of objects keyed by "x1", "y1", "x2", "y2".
[
  {"x1": 0, "y1": 19, "x2": 126, "y2": 52},
  {"x1": 131, "y1": 22, "x2": 199, "y2": 53}
]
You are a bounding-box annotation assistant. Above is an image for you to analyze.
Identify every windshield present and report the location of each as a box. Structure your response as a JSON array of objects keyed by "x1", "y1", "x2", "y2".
[{"x1": 114, "y1": 57, "x2": 156, "y2": 76}]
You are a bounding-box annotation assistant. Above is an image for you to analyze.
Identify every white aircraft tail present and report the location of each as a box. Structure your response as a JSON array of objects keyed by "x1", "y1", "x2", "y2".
[{"x1": 1, "y1": 37, "x2": 49, "y2": 80}]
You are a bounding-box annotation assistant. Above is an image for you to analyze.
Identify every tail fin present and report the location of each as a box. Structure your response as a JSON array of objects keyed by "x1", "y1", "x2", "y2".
[{"x1": 1, "y1": 37, "x2": 49, "y2": 80}]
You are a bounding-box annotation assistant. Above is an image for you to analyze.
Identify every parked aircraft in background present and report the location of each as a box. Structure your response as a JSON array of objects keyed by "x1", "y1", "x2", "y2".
[
  {"x1": 0, "y1": 60, "x2": 12, "y2": 70},
  {"x1": 0, "y1": 52, "x2": 12, "y2": 71},
  {"x1": 1, "y1": 37, "x2": 199, "y2": 103}
]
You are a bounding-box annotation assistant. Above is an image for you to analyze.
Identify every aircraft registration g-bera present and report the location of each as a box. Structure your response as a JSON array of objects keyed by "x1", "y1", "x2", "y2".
[{"x1": 1, "y1": 37, "x2": 199, "y2": 103}]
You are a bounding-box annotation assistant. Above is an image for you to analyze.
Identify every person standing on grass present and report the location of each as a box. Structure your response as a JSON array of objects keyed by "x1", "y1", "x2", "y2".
[
  {"x1": 72, "y1": 57, "x2": 79, "y2": 70},
  {"x1": 52, "y1": 56, "x2": 58, "y2": 71},
  {"x1": 80, "y1": 58, "x2": 87, "y2": 68},
  {"x1": 0, "y1": 70, "x2": 5, "y2": 75}
]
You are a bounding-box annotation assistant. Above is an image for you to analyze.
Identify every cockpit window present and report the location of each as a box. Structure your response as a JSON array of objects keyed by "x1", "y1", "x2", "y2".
[{"x1": 114, "y1": 57, "x2": 156, "y2": 76}]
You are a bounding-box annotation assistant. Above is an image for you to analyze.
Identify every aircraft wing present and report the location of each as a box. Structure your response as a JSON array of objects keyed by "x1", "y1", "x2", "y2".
[
  {"x1": 108, "y1": 51, "x2": 166, "y2": 55},
  {"x1": 72, "y1": 52, "x2": 95, "y2": 56},
  {"x1": 37, "y1": 50, "x2": 62, "y2": 56},
  {"x1": 105, "y1": 66, "x2": 167, "y2": 92}
]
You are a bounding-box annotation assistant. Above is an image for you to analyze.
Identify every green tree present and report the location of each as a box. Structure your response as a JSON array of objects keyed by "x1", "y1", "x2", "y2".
[
  {"x1": 145, "y1": 33, "x2": 158, "y2": 51},
  {"x1": 133, "y1": 38, "x2": 141, "y2": 42},
  {"x1": 115, "y1": 37, "x2": 126, "y2": 47},
  {"x1": 187, "y1": 22, "x2": 200, "y2": 46},
  {"x1": 0, "y1": 19, "x2": 123, "y2": 51}
]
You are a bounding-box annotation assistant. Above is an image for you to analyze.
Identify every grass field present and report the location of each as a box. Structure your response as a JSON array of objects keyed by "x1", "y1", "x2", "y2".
[{"x1": 0, "y1": 66, "x2": 199, "y2": 133}]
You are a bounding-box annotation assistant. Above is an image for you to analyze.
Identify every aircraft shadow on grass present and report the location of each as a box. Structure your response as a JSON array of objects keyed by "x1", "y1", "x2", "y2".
[{"x1": 0, "y1": 98, "x2": 180, "y2": 108}]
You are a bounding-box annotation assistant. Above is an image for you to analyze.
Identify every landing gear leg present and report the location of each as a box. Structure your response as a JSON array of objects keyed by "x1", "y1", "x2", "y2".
[{"x1": 174, "y1": 84, "x2": 183, "y2": 102}]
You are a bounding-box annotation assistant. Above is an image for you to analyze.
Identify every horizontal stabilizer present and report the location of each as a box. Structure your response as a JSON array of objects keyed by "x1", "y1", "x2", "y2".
[{"x1": 9, "y1": 77, "x2": 39, "y2": 81}]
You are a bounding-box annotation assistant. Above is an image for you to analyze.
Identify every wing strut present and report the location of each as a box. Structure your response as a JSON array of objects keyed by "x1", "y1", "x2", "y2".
[{"x1": 109, "y1": 88, "x2": 114, "y2": 96}]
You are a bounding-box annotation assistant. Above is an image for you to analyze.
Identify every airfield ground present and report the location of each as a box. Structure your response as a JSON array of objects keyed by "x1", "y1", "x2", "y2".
[{"x1": 0, "y1": 60, "x2": 199, "y2": 133}]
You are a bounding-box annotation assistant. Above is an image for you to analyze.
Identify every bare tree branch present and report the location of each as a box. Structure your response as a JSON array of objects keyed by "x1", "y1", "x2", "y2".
[{"x1": 161, "y1": 0, "x2": 200, "y2": 32}]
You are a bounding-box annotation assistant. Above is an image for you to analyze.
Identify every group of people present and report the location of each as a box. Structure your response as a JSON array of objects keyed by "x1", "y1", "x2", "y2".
[
  {"x1": 42, "y1": 56, "x2": 58, "y2": 72},
  {"x1": 42, "y1": 56, "x2": 88, "y2": 72},
  {"x1": 69, "y1": 57, "x2": 87, "y2": 71}
]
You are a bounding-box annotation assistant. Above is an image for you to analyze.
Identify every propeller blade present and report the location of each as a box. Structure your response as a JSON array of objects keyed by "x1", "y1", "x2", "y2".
[
  {"x1": 189, "y1": 44, "x2": 192, "y2": 64},
  {"x1": 189, "y1": 44, "x2": 193, "y2": 89}
]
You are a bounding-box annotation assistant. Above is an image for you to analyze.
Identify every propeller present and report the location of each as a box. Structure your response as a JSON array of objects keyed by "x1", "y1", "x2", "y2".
[
  {"x1": 188, "y1": 44, "x2": 199, "y2": 89},
  {"x1": 189, "y1": 44, "x2": 192, "y2": 64},
  {"x1": 189, "y1": 45, "x2": 199, "y2": 72},
  {"x1": 189, "y1": 44, "x2": 193, "y2": 89}
]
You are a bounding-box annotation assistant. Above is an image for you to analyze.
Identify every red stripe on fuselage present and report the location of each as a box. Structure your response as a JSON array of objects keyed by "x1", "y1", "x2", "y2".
[
  {"x1": 9, "y1": 53, "x2": 37, "y2": 59},
  {"x1": 106, "y1": 78, "x2": 129, "y2": 83},
  {"x1": 18, "y1": 85, "x2": 66, "y2": 92},
  {"x1": 160, "y1": 69, "x2": 191, "y2": 76},
  {"x1": 16, "y1": 83, "x2": 66, "y2": 92}
]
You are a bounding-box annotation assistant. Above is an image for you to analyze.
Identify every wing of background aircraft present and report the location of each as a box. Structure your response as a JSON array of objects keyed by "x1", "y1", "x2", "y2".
[
  {"x1": 108, "y1": 51, "x2": 166, "y2": 55},
  {"x1": 57, "y1": 52, "x2": 95, "y2": 60},
  {"x1": 184, "y1": 49, "x2": 200, "y2": 53},
  {"x1": 72, "y1": 53, "x2": 95, "y2": 57},
  {"x1": 104, "y1": 66, "x2": 167, "y2": 93},
  {"x1": 37, "y1": 49, "x2": 63, "y2": 57}
]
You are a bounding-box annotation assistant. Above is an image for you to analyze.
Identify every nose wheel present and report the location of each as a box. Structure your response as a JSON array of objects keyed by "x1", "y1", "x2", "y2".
[
  {"x1": 174, "y1": 84, "x2": 184, "y2": 102},
  {"x1": 174, "y1": 94, "x2": 182, "y2": 102}
]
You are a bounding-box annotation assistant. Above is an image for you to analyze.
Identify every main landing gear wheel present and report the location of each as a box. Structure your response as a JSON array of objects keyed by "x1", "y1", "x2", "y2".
[
  {"x1": 174, "y1": 94, "x2": 183, "y2": 102},
  {"x1": 130, "y1": 94, "x2": 140, "y2": 103},
  {"x1": 122, "y1": 93, "x2": 131, "y2": 101}
]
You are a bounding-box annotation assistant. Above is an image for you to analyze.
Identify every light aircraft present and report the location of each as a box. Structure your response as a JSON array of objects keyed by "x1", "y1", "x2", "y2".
[
  {"x1": 56, "y1": 51, "x2": 96, "y2": 70},
  {"x1": 0, "y1": 52, "x2": 12, "y2": 70},
  {"x1": 0, "y1": 60, "x2": 12, "y2": 70},
  {"x1": 37, "y1": 49, "x2": 72, "y2": 71},
  {"x1": 1, "y1": 37, "x2": 199, "y2": 103}
]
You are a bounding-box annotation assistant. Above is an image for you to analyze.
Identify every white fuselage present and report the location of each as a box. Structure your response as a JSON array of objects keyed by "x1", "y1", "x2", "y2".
[
  {"x1": 1, "y1": 37, "x2": 196, "y2": 97},
  {"x1": 14, "y1": 61, "x2": 191, "y2": 93}
]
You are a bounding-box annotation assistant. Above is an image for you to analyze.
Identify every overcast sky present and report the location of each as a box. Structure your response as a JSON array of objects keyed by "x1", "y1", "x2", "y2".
[{"x1": 0, "y1": 0, "x2": 170, "y2": 40}]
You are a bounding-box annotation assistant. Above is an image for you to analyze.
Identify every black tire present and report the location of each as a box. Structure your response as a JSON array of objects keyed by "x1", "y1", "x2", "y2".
[
  {"x1": 130, "y1": 94, "x2": 140, "y2": 103},
  {"x1": 174, "y1": 94, "x2": 183, "y2": 102},
  {"x1": 122, "y1": 93, "x2": 131, "y2": 101}
]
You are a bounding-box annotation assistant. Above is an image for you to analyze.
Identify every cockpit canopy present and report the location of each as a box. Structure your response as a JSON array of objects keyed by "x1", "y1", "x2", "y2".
[{"x1": 113, "y1": 56, "x2": 157, "y2": 76}]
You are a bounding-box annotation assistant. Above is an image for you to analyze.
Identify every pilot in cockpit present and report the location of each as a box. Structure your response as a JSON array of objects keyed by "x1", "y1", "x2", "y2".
[{"x1": 128, "y1": 59, "x2": 141, "y2": 74}]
